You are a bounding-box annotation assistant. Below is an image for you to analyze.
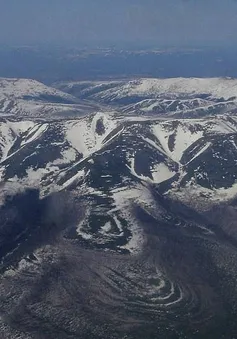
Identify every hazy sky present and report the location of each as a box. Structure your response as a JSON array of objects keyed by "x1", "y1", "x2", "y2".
[{"x1": 0, "y1": 0, "x2": 237, "y2": 47}]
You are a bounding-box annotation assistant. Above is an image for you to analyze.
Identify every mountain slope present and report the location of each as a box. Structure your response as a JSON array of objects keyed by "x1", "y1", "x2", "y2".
[
  {"x1": 0, "y1": 77, "x2": 99, "y2": 117},
  {"x1": 0, "y1": 112, "x2": 237, "y2": 247},
  {"x1": 54, "y1": 77, "x2": 237, "y2": 117},
  {"x1": 1, "y1": 77, "x2": 237, "y2": 338}
]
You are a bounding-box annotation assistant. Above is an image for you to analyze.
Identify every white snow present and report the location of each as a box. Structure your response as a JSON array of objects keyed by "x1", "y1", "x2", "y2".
[
  {"x1": 21, "y1": 124, "x2": 48, "y2": 145},
  {"x1": 110, "y1": 185, "x2": 152, "y2": 253},
  {"x1": 151, "y1": 163, "x2": 176, "y2": 183},
  {"x1": 186, "y1": 142, "x2": 212, "y2": 164},
  {"x1": 100, "y1": 222, "x2": 112, "y2": 234},
  {"x1": 0, "y1": 123, "x2": 15, "y2": 162},
  {"x1": 61, "y1": 169, "x2": 86, "y2": 189},
  {"x1": 142, "y1": 136, "x2": 167, "y2": 157},
  {"x1": 55, "y1": 148, "x2": 77, "y2": 164},
  {"x1": 65, "y1": 112, "x2": 118, "y2": 157},
  {"x1": 0, "y1": 120, "x2": 40, "y2": 162},
  {"x1": 114, "y1": 78, "x2": 237, "y2": 100},
  {"x1": 0, "y1": 77, "x2": 88, "y2": 117},
  {"x1": 126, "y1": 153, "x2": 175, "y2": 185},
  {"x1": 170, "y1": 182, "x2": 237, "y2": 212},
  {"x1": 7, "y1": 167, "x2": 47, "y2": 186},
  {"x1": 110, "y1": 181, "x2": 171, "y2": 253},
  {"x1": 8, "y1": 120, "x2": 35, "y2": 136},
  {"x1": 152, "y1": 122, "x2": 203, "y2": 162}
]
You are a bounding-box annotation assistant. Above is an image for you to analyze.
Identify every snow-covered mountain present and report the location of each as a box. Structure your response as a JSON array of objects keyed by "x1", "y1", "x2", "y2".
[
  {"x1": 54, "y1": 77, "x2": 237, "y2": 117},
  {"x1": 1, "y1": 111, "x2": 237, "y2": 252},
  {"x1": 1, "y1": 76, "x2": 237, "y2": 118},
  {"x1": 1, "y1": 77, "x2": 237, "y2": 338},
  {"x1": 57, "y1": 77, "x2": 237, "y2": 99},
  {"x1": 0, "y1": 77, "x2": 99, "y2": 117}
]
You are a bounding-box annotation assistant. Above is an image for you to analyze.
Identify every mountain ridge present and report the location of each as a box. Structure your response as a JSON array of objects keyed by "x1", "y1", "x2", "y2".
[
  {"x1": 0, "y1": 76, "x2": 237, "y2": 338},
  {"x1": 0, "y1": 77, "x2": 100, "y2": 117},
  {"x1": 53, "y1": 77, "x2": 237, "y2": 118}
]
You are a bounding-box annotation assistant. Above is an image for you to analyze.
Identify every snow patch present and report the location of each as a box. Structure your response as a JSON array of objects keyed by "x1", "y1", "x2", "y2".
[
  {"x1": 151, "y1": 163, "x2": 176, "y2": 183},
  {"x1": 153, "y1": 122, "x2": 203, "y2": 162}
]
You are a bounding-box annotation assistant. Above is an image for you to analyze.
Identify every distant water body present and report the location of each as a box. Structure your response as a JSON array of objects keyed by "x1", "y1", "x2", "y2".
[{"x1": 0, "y1": 47, "x2": 236, "y2": 83}]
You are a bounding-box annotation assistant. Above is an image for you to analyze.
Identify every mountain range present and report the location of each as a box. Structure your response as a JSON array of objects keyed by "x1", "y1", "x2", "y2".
[{"x1": 0, "y1": 77, "x2": 237, "y2": 338}]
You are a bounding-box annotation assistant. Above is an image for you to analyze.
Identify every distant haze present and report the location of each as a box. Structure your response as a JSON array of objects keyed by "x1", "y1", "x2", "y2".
[{"x1": 0, "y1": 0, "x2": 237, "y2": 47}]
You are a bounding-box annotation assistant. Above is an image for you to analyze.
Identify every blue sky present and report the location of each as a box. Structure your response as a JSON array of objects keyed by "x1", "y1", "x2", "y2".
[{"x1": 0, "y1": 0, "x2": 237, "y2": 47}]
